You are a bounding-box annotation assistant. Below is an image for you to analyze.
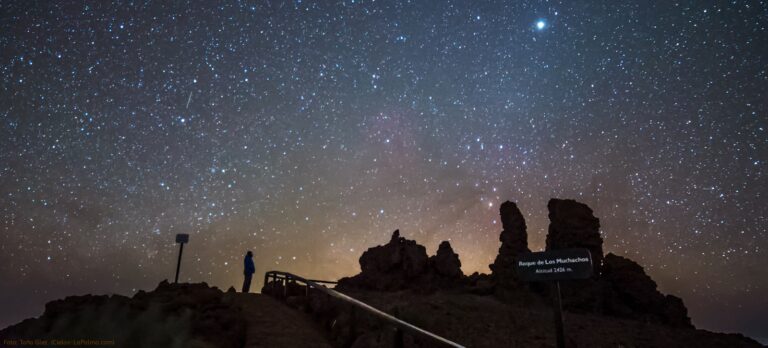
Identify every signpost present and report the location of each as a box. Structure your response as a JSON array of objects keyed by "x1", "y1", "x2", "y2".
[
  {"x1": 516, "y1": 248, "x2": 593, "y2": 348},
  {"x1": 174, "y1": 233, "x2": 189, "y2": 283}
]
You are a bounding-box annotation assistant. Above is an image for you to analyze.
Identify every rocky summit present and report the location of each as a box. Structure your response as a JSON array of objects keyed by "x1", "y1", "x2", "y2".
[{"x1": 1, "y1": 198, "x2": 763, "y2": 347}]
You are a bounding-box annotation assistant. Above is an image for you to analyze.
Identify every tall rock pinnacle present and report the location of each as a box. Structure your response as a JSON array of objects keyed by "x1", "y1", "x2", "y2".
[
  {"x1": 546, "y1": 198, "x2": 603, "y2": 275},
  {"x1": 490, "y1": 201, "x2": 530, "y2": 284}
]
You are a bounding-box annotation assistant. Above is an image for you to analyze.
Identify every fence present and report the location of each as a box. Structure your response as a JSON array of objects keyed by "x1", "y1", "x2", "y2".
[{"x1": 262, "y1": 270, "x2": 464, "y2": 348}]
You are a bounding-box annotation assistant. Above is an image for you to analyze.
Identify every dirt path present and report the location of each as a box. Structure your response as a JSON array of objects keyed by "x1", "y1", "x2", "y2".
[{"x1": 231, "y1": 293, "x2": 333, "y2": 348}]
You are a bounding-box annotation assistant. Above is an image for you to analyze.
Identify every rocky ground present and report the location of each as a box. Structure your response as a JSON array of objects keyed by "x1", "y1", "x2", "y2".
[
  {"x1": 2, "y1": 279, "x2": 761, "y2": 348},
  {"x1": 0, "y1": 281, "x2": 332, "y2": 348},
  {"x1": 304, "y1": 288, "x2": 762, "y2": 348}
]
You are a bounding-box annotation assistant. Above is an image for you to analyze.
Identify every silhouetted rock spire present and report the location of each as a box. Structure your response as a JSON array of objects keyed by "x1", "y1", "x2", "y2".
[
  {"x1": 430, "y1": 241, "x2": 463, "y2": 278},
  {"x1": 490, "y1": 201, "x2": 529, "y2": 284},
  {"x1": 546, "y1": 198, "x2": 603, "y2": 275}
]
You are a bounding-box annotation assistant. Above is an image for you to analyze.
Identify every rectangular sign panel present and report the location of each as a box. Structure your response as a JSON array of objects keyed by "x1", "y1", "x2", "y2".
[
  {"x1": 175, "y1": 233, "x2": 189, "y2": 243},
  {"x1": 516, "y1": 248, "x2": 593, "y2": 282}
]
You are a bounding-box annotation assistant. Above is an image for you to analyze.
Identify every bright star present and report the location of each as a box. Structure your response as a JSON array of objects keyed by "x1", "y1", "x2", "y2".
[{"x1": 536, "y1": 20, "x2": 546, "y2": 30}]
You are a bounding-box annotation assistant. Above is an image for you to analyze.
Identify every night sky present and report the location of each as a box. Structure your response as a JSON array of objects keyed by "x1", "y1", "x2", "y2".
[{"x1": 1, "y1": 0, "x2": 766, "y2": 342}]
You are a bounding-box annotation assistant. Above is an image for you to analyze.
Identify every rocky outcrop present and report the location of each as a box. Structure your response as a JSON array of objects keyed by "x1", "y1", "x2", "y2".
[
  {"x1": 601, "y1": 253, "x2": 692, "y2": 327},
  {"x1": 337, "y1": 230, "x2": 463, "y2": 291},
  {"x1": 362, "y1": 230, "x2": 429, "y2": 278},
  {"x1": 546, "y1": 198, "x2": 604, "y2": 275},
  {"x1": 489, "y1": 201, "x2": 530, "y2": 285},
  {"x1": 303, "y1": 289, "x2": 760, "y2": 348},
  {"x1": 540, "y1": 199, "x2": 693, "y2": 328},
  {"x1": 430, "y1": 241, "x2": 463, "y2": 278},
  {"x1": 0, "y1": 281, "x2": 246, "y2": 348}
]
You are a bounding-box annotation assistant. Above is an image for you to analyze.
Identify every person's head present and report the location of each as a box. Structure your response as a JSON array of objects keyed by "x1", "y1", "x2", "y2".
[{"x1": 246, "y1": 251, "x2": 253, "y2": 257}]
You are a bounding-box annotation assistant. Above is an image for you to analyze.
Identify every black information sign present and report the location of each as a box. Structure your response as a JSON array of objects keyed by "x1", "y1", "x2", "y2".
[
  {"x1": 516, "y1": 248, "x2": 594, "y2": 348},
  {"x1": 516, "y1": 248, "x2": 593, "y2": 282},
  {"x1": 175, "y1": 233, "x2": 189, "y2": 244}
]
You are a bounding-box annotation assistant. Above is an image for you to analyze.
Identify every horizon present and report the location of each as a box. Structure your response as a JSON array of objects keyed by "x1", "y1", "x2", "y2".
[{"x1": 1, "y1": 0, "x2": 766, "y2": 344}]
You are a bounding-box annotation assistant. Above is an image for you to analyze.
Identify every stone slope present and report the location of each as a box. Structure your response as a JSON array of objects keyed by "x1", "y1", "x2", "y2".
[
  {"x1": 321, "y1": 289, "x2": 762, "y2": 348},
  {"x1": 0, "y1": 281, "x2": 332, "y2": 348}
]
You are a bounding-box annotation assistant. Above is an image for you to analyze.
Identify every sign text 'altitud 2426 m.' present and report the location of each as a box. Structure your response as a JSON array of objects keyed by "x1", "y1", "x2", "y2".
[{"x1": 515, "y1": 248, "x2": 593, "y2": 282}]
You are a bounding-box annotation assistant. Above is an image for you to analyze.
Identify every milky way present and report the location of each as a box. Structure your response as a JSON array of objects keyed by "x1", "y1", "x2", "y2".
[{"x1": 1, "y1": 0, "x2": 766, "y2": 342}]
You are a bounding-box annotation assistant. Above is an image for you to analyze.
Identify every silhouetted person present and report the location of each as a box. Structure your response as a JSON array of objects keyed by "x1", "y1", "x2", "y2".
[{"x1": 242, "y1": 251, "x2": 255, "y2": 293}]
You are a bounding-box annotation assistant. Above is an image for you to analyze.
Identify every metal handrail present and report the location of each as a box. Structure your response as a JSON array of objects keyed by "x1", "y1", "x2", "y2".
[{"x1": 263, "y1": 270, "x2": 465, "y2": 348}]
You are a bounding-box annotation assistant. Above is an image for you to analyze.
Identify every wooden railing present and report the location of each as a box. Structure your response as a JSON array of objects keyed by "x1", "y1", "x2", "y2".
[{"x1": 263, "y1": 270, "x2": 465, "y2": 348}]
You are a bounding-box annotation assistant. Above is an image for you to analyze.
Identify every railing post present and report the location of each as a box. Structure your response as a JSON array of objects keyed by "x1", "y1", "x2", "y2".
[
  {"x1": 282, "y1": 277, "x2": 288, "y2": 299},
  {"x1": 347, "y1": 305, "x2": 358, "y2": 347},
  {"x1": 271, "y1": 273, "x2": 276, "y2": 294},
  {"x1": 553, "y1": 281, "x2": 565, "y2": 348},
  {"x1": 393, "y1": 307, "x2": 404, "y2": 348}
]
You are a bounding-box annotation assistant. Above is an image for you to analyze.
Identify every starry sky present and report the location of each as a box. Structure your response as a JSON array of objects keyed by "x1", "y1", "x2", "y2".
[{"x1": 1, "y1": 0, "x2": 766, "y2": 342}]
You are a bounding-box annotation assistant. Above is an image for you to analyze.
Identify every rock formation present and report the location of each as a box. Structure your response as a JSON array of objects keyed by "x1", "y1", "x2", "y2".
[
  {"x1": 430, "y1": 241, "x2": 463, "y2": 278},
  {"x1": 601, "y1": 253, "x2": 692, "y2": 327},
  {"x1": 0, "y1": 281, "x2": 246, "y2": 348},
  {"x1": 337, "y1": 230, "x2": 463, "y2": 291},
  {"x1": 539, "y1": 198, "x2": 693, "y2": 327},
  {"x1": 546, "y1": 198, "x2": 604, "y2": 275},
  {"x1": 489, "y1": 200, "x2": 530, "y2": 285}
]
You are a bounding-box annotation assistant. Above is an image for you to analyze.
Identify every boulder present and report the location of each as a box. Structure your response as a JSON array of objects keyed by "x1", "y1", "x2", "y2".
[{"x1": 0, "y1": 281, "x2": 246, "y2": 348}]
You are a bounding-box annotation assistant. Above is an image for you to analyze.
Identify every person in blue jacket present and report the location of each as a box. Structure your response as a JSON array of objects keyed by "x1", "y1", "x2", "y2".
[{"x1": 242, "y1": 251, "x2": 256, "y2": 293}]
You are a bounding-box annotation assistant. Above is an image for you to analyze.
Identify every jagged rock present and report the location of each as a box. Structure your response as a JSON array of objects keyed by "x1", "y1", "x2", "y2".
[
  {"x1": 546, "y1": 198, "x2": 603, "y2": 275},
  {"x1": 542, "y1": 198, "x2": 692, "y2": 329},
  {"x1": 337, "y1": 230, "x2": 430, "y2": 291},
  {"x1": 430, "y1": 241, "x2": 463, "y2": 278},
  {"x1": 601, "y1": 253, "x2": 692, "y2": 327},
  {"x1": 0, "y1": 281, "x2": 246, "y2": 348},
  {"x1": 489, "y1": 201, "x2": 530, "y2": 285},
  {"x1": 362, "y1": 229, "x2": 429, "y2": 278},
  {"x1": 338, "y1": 230, "x2": 463, "y2": 291}
]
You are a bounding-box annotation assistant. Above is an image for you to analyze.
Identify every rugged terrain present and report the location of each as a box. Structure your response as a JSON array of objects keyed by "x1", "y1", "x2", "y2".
[
  {"x1": 2, "y1": 199, "x2": 764, "y2": 347},
  {"x1": 0, "y1": 281, "x2": 331, "y2": 348}
]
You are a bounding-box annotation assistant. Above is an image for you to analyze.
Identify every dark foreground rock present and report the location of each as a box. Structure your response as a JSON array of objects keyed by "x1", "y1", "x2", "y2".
[
  {"x1": 0, "y1": 281, "x2": 246, "y2": 348},
  {"x1": 299, "y1": 289, "x2": 762, "y2": 348},
  {"x1": 600, "y1": 253, "x2": 691, "y2": 327}
]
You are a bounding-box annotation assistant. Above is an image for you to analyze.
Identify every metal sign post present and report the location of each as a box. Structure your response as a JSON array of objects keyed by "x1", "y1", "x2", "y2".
[
  {"x1": 515, "y1": 248, "x2": 593, "y2": 348},
  {"x1": 553, "y1": 280, "x2": 565, "y2": 348},
  {"x1": 174, "y1": 233, "x2": 189, "y2": 283}
]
